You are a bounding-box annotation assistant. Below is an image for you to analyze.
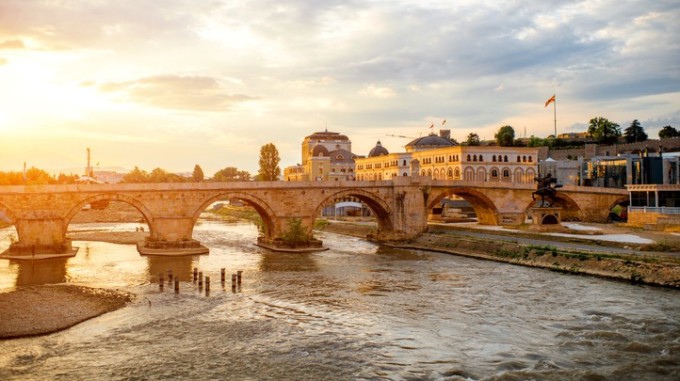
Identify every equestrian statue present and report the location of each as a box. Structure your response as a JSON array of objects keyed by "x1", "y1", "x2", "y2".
[{"x1": 532, "y1": 173, "x2": 562, "y2": 207}]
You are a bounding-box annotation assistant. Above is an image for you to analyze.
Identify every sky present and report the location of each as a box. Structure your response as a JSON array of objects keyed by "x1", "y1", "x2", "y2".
[{"x1": 1, "y1": 0, "x2": 679, "y2": 176}]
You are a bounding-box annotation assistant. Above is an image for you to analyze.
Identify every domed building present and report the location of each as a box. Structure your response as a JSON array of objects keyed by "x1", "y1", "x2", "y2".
[
  {"x1": 284, "y1": 129, "x2": 360, "y2": 181},
  {"x1": 368, "y1": 141, "x2": 389, "y2": 157},
  {"x1": 405, "y1": 131, "x2": 456, "y2": 152},
  {"x1": 355, "y1": 129, "x2": 538, "y2": 183}
]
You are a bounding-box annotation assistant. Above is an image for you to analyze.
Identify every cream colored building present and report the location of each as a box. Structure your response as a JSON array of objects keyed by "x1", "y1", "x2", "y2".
[
  {"x1": 284, "y1": 130, "x2": 359, "y2": 181},
  {"x1": 355, "y1": 131, "x2": 539, "y2": 183}
]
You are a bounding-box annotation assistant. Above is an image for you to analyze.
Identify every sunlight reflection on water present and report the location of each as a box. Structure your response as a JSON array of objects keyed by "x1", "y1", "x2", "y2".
[{"x1": 0, "y1": 221, "x2": 679, "y2": 381}]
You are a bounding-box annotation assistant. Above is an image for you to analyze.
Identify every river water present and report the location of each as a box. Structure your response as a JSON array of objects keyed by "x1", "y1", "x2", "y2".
[{"x1": 0, "y1": 219, "x2": 678, "y2": 380}]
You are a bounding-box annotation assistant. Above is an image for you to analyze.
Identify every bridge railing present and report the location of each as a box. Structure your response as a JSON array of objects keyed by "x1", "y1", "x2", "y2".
[{"x1": 629, "y1": 206, "x2": 680, "y2": 215}]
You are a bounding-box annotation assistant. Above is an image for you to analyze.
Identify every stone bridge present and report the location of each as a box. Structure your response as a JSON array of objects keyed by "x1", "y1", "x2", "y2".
[{"x1": 0, "y1": 177, "x2": 627, "y2": 257}]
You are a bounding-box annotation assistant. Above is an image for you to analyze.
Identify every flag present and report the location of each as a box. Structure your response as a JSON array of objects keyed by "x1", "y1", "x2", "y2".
[
  {"x1": 544, "y1": 94, "x2": 555, "y2": 107},
  {"x1": 442, "y1": 119, "x2": 447, "y2": 125}
]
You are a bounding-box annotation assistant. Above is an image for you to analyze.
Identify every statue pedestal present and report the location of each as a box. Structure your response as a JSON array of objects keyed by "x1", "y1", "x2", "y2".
[{"x1": 529, "y1": 207, "x2": 565, "y2": 232}]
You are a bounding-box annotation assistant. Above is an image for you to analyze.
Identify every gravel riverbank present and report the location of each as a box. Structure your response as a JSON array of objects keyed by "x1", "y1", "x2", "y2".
[
  {"x1": 0, "y1": 285, "x2": 132, "y2": 339},
  {"x1": 317, "y1": 220, "x2": 680, "y2": 288}
]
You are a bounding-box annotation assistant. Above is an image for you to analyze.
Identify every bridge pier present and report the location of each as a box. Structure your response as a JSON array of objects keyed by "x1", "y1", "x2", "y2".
[
  {"x1": 137, "y1": 217, "x2": 209, "y2": 256},
  {"x1": 1, "y1": 218, "x2": 77, "y2": 259}
]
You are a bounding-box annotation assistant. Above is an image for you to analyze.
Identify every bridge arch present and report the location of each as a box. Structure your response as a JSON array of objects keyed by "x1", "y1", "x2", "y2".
[
  {"x1": 0, "y1": 201, "x2": 16, "y2": 225},
  {"x1": 427, "y1": 188, "x2": 500, "y2": 225},
  {"x1": 526, "y1": 192, "x2": 583, "y2": 221},
  {"x1": 0, "y1": 201, "x2": 18, "y2": 251},
  {"x1": 192, "y1": 192, "x2": 277, "y2": 239},
  {"x1": 64, "y1": 193, "x2": 156, "y2": 235},
  {"x1": 312, "y1": 188, "x2": 393, "y2": 234}
]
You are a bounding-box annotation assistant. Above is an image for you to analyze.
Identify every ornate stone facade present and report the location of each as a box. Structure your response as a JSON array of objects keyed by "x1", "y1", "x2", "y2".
[
  {"x1": 356, "y1": 135, "x2": 539, "y2": 184},
  {"x1": 284, "y1": 130, "x2": 359, "y2": 181}
]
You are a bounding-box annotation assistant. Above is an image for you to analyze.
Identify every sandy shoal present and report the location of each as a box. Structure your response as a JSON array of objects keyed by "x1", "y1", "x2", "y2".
[{"x1": 0, "y1": 285, "x2": 132, "y2": 339}]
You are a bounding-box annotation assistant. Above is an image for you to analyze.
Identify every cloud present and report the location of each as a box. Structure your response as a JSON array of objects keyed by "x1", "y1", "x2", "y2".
[
  {"x1": 0, "y1": 39, "x2": 25, "y2": 49},
  {"x1": 0, "y1": 58, "x2": 7, "y2": 65},
  {"x1": 98, "y1": 75, "x2": 256, "y2": 111},
  {"x1": 359, "y1": 84, "x2": 397, "y2": 99}
]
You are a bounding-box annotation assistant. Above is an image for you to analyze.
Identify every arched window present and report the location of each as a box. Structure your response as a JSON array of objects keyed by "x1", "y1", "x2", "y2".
[
  {"x1": 473, "y1": 155, "x2": 477, "y2": 162},
  {"x1": 517, "y1": 155, "x2": 521, "y2": 162},
  {"x1": 427, "y1": 169, "x2": 432, "y2": 177},
  {"x1": 466, "y1": 154, "x2": 471, "y2": 161},
  {"x1": 478, "y1": 155, "x2": 483, "y2": 162},
  {"x1": 528, "y1": 156, "x2": 533, "y2": 162},
  {"x1": 522, "y1": 156, "x2": 527, "y2": 162},
  {"x1": 491, "y1": 169, "x2": 499, "y2": 178},
  {"x1": 492, "y1": 155, "x2": 497, "y2": 162},
  {"x1": 403, "y1": 160, "x2": 407, "y2": 166},
  {"x1": 503, "y1": 169, "x2": 510, "y2": 178},
  {"x1": 403, "y1": 172, "x2": 408, "y2": 176},
  {"x1": 454, "y1": 168, "x2": 460, "y2": 179},
  {"x1": 447, "y1": 168, "x2": 453, "y2": 179},
  {"x1": 504, "y1": 155, "x2": 508, "y2": 162},
  {"x1": 421, "y1": 170, "x2": 426, "y2": 176}
]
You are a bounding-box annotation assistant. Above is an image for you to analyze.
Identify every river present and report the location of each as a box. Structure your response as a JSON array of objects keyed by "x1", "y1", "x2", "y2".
[{"x1": 0, "y1": 219, "x2": 678, "y2": 380}]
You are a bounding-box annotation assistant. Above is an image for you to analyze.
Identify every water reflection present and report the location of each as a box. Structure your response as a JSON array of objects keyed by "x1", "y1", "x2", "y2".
[
  {"x1": 146, "y1": 255, "x2": 198, "y2": 282},
  {"x1": 257, "y1": 251, "x2": 319, "y2": 273},
  {"x1": 14, "y1": 258, "x2": 68, "y2": 286}
]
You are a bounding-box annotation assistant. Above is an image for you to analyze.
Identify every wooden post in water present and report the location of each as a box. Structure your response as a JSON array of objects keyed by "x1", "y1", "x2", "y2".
[
  {"x1": 237, "y1": 270, "x2": 243, "y2": 285},
  {"x1": 174, "y1": 276, "x2": 179, "y2": 293},
  {"x1": 193, "y1": 267, "x2": 198, "y2": 282},
  {"x1": 167, "y1": 269, "x2": 173, "y2": 285},
  {"x1": 159, "y1": 273, "x2": 164, "y2": 289},
  {"x1": 198, "y1": 271, "x2": 203, "y2": 288},
  {"x1": 205, "y1": 276, "x2": 210, "y2": 294},
  {"x1": 220, "y1": 268, "x2": 225, "y2": 283},
  {"x1": 231, "y1": 274, "x2": 237, "y2": 291}
]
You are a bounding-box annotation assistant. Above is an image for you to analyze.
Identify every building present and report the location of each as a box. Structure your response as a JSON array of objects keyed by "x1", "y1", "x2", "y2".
[
  {"x1": 283, "y1": 130, "x2": 360, "y2": 181},
  {"x1": 355, "y1": 130, "x2": 539, "y2": 183}
]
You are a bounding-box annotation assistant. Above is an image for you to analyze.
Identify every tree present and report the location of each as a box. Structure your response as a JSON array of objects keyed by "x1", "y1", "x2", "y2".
[
  {"x1": 213, "y1": 167, "x2": 251, "y2": 181},
  {"x1": 623, "y1": 119, "x2": 648, "y2": 143},
  {"x1": 464, "y1": 133, "x2": 480, "y2": 146},
  {"x1": 121, "y1": 166, "x2": 148, "y2": 183},
  {"x1": 527, "y1": 136, "x2": 546, "y2": 147},
  {"x1": 587, "y1": 117, "x2": 621, "y2": 144},
  {"x1": 192, "y1": 164, "x2": 204, "y2": 182},
  {"x1": 659, "y1": 125, "x2": 679, "y2": 139},
  {"x1": 495, "y1": 125, "x2": 515, "y2": 146},
  {"x1": 257, "y1": 143, "x2": 281, "y2": 181}
]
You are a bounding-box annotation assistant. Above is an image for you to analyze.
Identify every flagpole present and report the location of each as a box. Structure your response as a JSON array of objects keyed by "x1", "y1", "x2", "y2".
[{"x1": 553, "y1": 95, "x2": 557, "y2": 138}]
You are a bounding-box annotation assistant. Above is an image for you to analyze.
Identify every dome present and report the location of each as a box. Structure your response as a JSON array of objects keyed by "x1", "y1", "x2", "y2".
[
  {"x1": 405, "y1": 133, "x2": 456, "y2": 151},
  {"x1": 368, "y1": 141, "x2": 389, "y2": 157},
  {"x1": 312, "y1": 145, "x2": 329, "y2": 157}
]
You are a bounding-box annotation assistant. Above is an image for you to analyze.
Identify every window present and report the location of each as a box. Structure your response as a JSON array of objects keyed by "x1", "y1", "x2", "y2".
[
  {"x1": 479, "y1": 155, "x2": 483, "y2": 162},
  {"x1": 503, "y1": 169, "x2": 510, "y2": 178},
  {"x1": 504, "y1": 155, "x2": 508, "y2": 162},
  {"x1": 528, "y1": 156, "x2": 533, "y2": 162},
  {"x1": 491, "y1": 169, "x2": 499, "y2": 178},
  {"x1": 466, "y1": 154, "x2": 471, "y2": 161},
  {"x1": 336, "y1": 155, "x2": 344, "y2": 160},
  {"x1": 473, "y1": 155, "x2": 477, "y2": 162},
  {"x1": 517, "y1": 155, "x2": 521, "y2": 162},
  {"x1": 492, "y1": 155, "x2": 497, "y2": 162}
]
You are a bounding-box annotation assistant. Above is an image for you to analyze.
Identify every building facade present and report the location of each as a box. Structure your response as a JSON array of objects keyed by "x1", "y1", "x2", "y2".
[
  {"x1": 284, "y1": 130, "x2": 359, "y2": 181},
  {"x1": 355, "y1": 131, "x2": 539, "y2": 183}
]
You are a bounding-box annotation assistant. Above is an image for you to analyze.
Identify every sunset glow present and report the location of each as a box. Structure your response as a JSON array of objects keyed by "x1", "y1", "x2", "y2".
[{"x1": 0, "y1": 0, "x2": 678, "y2": 175}]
